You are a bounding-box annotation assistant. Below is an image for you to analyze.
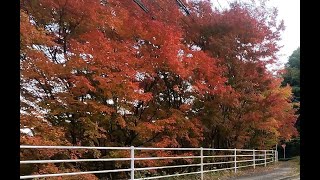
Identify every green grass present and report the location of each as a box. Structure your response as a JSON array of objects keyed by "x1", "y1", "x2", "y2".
[
  {"x1": 157, "y1": 162, "x2": 281, "y2": 180},
  {"x1": 159, "y1": 169, "x2": 235, "y2": 180}
]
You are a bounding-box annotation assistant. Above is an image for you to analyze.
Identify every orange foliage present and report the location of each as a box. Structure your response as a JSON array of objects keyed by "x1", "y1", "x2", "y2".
[{"x1": 20, "y1": 0, "x2": 297, "y2": 178}]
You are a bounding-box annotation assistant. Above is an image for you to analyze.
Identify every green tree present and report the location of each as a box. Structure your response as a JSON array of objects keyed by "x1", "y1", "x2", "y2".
[
  {"x1": 281, "y1": 47, "x2": 300, "y2": 158},
  {"x1": 282, "y1": 48, "x2": 300, "y2": 102}
]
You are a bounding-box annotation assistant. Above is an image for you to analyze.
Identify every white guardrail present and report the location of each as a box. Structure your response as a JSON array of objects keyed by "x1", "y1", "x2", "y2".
[{"x1": 20, "y1": 145, "x2": 278, "y2": 179}]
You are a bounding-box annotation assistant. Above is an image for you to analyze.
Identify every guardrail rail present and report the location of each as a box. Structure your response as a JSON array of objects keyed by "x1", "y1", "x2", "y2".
[{"x1": 20, "y1": 145, "x2": 278, "y2": 179}]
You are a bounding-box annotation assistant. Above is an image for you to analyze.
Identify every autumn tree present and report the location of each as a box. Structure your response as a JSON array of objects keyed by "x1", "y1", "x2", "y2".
[
  {"x1": 182, "y1": 0, "x2": 297, "y2": 149},
  {"x1": 20, "y1": 0, "x2": 298, "y2": 178},
  {"x1": 20, "y1": 0, "x2": 222, "y2": 178}
]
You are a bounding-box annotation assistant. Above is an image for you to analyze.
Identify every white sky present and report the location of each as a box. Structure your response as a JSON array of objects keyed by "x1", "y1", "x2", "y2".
[
  {"x1": 267, "y1": 0, "x2": 300, "y2": 65},
  {"x1": 210, "y1": 0, "x2": 300, "y2": 67}
]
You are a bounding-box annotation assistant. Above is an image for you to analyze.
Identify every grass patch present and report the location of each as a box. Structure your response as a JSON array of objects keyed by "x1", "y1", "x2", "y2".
[
  {"x1": 157, "y1": 163, "x2": 280, "y2": 180},
  {"x1": 138, "y1": 161, "x2": 284, "y2": 180},
  {"x1": 288, "y1": 156, "x2": 300, "y2": 174},
  {"x1": 161, "y1": 169, "x2": 236, "y2": 180}
]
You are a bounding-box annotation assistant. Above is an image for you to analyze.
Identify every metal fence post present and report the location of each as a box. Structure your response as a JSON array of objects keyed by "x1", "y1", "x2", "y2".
[
  {"x1": 253, "y1": 149, "x2": 255, "y2": 169},
  {"x1": 131, "y1": 146, "x2": 135, "y2": 180},
  {"x1": 234, "y1": 148, "x2": 237, "y2": 173},
  {"x1": 264, "y1": 150, "x2": 267, "y2": 167},
  {"x1": 200, "y1": 147, "x2": 203, "y2": 180}
]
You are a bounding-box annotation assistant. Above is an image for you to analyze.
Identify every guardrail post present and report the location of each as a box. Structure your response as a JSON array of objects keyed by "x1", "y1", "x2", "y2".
[
  {"x1": 264, "y1": 150, "x2": 267, "y2": 167},
  {"x1": 272, "y1": 150, "x2": 274, "y2": 163},
  {"x1": 253, "y1": 149, "x2": 255, "y2": 169},
  {"x1": 234, "y1": 148, "x2": 237, "y2": 173},
  {"x1": 200, "y1": 147, "x2": 203, "y2": 180},
  {"x1": 276, "y1": 150, "x2": 278, "y2": 162},
  {"x1": 131, "y1": 146, "x2": 135, "y2": 180}
]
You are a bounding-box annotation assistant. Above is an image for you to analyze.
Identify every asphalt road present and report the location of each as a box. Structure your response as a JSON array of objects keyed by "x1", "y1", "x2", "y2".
[{"x1": 222, "y1": 161, "x2": 300, "y2": 180}]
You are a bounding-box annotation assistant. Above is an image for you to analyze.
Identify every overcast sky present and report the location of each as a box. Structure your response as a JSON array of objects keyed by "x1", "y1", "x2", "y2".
[
  {"x1": 210, "y1": 0, "x2": 300, "y2": 67},
  {"x1": 267, "y1": 0, "x2": 300, "y2": 65}
]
